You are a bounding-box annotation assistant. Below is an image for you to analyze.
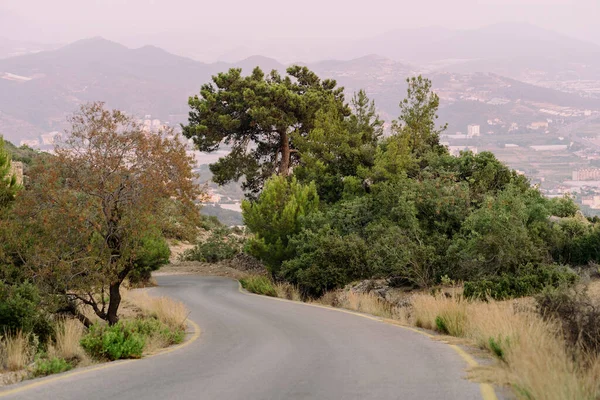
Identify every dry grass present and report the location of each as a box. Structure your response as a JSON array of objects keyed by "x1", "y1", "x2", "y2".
[
  {"x1": 407, "y1": 292, "x2": 600, "y2": 400},
  {"x1": 123, "y1": 289, "x2": 189, "y2": 330},
  {"x1": 53, "y1": 319, "x2": 86, "y2": 362},
  {"x1": 274, "y1": 282, "x2": 302, "y2": 301},
  {"x1": 314, "y1": 290, "x2": 398, "y2": 319},
  {"x1": 0, "y1": 331, "x2": 34, "y2": 371}
]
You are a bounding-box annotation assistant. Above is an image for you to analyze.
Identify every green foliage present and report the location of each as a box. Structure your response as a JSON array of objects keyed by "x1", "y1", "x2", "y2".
[
  {"x1": 293, "y1": 91, "x2": 382, "y2": 203},
  {"x1": 32, "y1": 357, "x2": 73, "y2": 377},
  {"x1": 548, "y1": 195, "x2": 579, "y2": 218},
  {"x1": 282, "y1": 229, "x2": 370, "y2": 297},
  {"x1": 393, "y1": 76, "x2": 448, "y2": 161},
  {"x1": 129, "y1": 232, "x2": 171, "y2": 284},
  {"x1": 80, "y1": 322, "x2": 146, "y2": 360},
  {"x1": 0, "y1": 136, "x2": 21, "y2": 208},
  {"x1": 463, "y1": 264, "x2": 578, "y2": 300},
  {"x1": 183, "y1": 66, "x2": 348, "y2": 197},
  {"x1": 181, "y1": 228, "x2": 244, "y2": 263},
  {"x1": 488, "y1": 336, "x2": 509, "y2": 362},
  {"x1": 435, "y1": 315, "x2": 449, "y2": 334},
  {"x1": 0, "y1": 282, "x2": 52, "y2": 341},
  {"x1": 80, "y1": 318, "x2": 184, "y2": 361},
  {"x1": 239, "y1": 276, "x2": 277, "y2": 297},
  {"x1": 242, "y1": 176, "x2": 319, "y2": 275}
]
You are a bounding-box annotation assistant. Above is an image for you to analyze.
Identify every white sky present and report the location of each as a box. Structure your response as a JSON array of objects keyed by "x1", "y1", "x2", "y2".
[{"x1": 1, "y1": 0, "x2": 599, "y2": 59}]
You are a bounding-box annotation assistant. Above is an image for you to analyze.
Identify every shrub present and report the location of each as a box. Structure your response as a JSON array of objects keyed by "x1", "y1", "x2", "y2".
[
  {"x1": 463, "y1": 264, "x2": 578, "y2": 300},
  {"x1": 0, "y1": 282, "x2": 52, "y2": 341},
  {"x1": 239, "y1": 276, "x2": 277, "y2": 297},
  {"x1": 129, "y1": 233, "x2": 171, "y2": 285},
  {"x1": 80, "y1": 322, "x2": 145, "y2": 360},
  {"x1": 181, "y1": 228, "x2": 244, "y2": 263},
  {"x1": 536, "y1": 285, "x2": 600, "y2": 356},
  {"x1": 32, "y1": 357, "x2": 72, "y2": 377},
  {"x1": 125, "y1": 318, "x2": 185, "y2": 346}
]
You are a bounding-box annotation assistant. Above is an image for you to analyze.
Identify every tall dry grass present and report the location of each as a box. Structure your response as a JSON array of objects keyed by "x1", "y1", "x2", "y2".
[
  {"x1": 409, "y1": 292, "x2": 600, "y2": 400},
  {"x1": 274, "y1": 282, "x2": 302, "y2": 301},
  {"x1": 53, "y1": 319, "x2": 86, "y2": 362},
  {"x1": 123, "y1": 290, "x2": 189, "y2": 330},
  {"x1": 0, "y1": 331, "x2": 34, "y2": 371}
]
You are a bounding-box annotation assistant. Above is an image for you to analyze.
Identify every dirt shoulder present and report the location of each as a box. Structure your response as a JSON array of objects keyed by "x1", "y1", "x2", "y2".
[{"x1": 155, "y1": 261, "x2": 248, "y2": 280}]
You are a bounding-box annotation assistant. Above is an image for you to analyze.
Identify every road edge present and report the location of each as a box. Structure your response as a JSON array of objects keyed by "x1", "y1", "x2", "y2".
[
  {"x1": 0, "y1": 319, "x2": 201, "y2": 398},
  {"x1": 238, "y1": 282, "x2": 498, "y2": 400}
]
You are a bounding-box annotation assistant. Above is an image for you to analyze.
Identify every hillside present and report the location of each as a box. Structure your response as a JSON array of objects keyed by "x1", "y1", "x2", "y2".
[{"x1": 1, "y1": 36, "x2": 598, "y2": 144}]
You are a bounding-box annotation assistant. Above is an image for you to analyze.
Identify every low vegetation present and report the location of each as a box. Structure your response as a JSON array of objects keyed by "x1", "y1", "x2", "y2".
[{"x1": 239, "y1": 276, "x2": 277, "y2": 297}]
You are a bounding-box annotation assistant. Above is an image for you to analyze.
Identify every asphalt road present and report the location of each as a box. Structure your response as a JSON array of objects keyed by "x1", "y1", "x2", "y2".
[{"x1": 1, "y1": 276, "x2": 484, "y2": 400}]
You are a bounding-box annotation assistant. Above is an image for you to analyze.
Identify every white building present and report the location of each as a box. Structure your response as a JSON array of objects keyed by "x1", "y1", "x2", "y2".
[{"x1": 467, "y1": 124, "x2": 480, "y2": 137}]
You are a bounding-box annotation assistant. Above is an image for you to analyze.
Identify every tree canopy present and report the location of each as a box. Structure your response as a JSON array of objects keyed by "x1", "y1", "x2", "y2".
[
  {"x1": 12, "y1": 103, "x2": 202, "y2": 325},
  {"x1": 183, "y1": 66, "x2": 348, "y2": 197}
]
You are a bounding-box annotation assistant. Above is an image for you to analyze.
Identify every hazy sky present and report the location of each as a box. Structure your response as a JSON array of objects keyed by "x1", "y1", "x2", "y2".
[{"x1": 1, "y1": 0, "x2": 599, "y2": 60}]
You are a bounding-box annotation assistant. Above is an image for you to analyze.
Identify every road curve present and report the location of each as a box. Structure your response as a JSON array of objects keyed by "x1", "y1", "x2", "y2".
[{"x1": 1, "y1": 276, "x2": 484, "y2": 400}]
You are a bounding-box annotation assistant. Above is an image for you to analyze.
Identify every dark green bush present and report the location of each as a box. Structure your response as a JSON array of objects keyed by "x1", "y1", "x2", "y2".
[
  {"x1": 239, "y1": 276, "x2": 277, "y2": 297},
  {"x1": 80, "y1": 322, "x2": 145, "y2": 360},
  {"x1": 129, "y1": 233, "x2": 171, "y2": 285},
  {"x1": 0, "y1": 281, "x2": 52, "y2": 341},
  {"x1": 32, "y1": 357, "x2": 72, "y2": 377},
  {"x1": 463, "y1": 264, "x2": 578, "y2": 300},
  {"x1": 181, "y1": 229, "x2": 244, "y2": 263}
]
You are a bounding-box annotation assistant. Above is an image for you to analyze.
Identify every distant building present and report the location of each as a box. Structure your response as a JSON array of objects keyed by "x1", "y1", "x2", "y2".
[
  {"x1": 582, "y1": 195, "x2": 600, "y2": 209},
  {"x1": 467, "y1": 124, "x2": 480, "y2": 137},
  {"x1": 572, "y1": 168, "x2": 600, "y2": 181}
]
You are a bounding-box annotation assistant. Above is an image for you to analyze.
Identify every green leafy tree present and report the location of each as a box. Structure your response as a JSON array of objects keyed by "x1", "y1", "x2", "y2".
[
  {"x1": 183, "y1": 66, "x2": 348, "y2": 197},
  {"x1": 0, "y1": 137, "x2": 20, "y2": 208},
  {"x1": 242, "y1": 176, "x2": 319, "y2": 275},
  {"x1": 14, "y1": 103, "x2": 202, "y2": 325},
  {"x1": 394, "y1": 76, "x2": 447, "y2": 159},
  {"x1": 293, "y1": 91, "x2": 382, "y2": 202}
]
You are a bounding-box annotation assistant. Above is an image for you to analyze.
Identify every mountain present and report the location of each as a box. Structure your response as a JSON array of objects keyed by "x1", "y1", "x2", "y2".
[
  {"x1": 1, "y1": 36, "x2": 599, "y2": 145},
  {"x1": 0, "y1": 37, "x2": 58, "y2": 59}
]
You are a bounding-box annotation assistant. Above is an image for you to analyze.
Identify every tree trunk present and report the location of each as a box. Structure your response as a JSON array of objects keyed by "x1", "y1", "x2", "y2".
[
  {"x1": 106, "y1": 282, "x2": 122, "y2": 326},
  {"x1": 278, "y1": 131, "x2": 290, "y2": 176}
]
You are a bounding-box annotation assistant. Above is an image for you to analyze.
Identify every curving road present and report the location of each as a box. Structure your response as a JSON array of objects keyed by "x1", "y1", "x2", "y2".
[{"x1": 1, "y1": 276, "x2": 485, "y2": 400}]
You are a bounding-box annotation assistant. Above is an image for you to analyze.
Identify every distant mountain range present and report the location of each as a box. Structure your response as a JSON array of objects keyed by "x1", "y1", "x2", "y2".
[{"x1": 1, "y1": 23, "x2": 600, "y2": 144}]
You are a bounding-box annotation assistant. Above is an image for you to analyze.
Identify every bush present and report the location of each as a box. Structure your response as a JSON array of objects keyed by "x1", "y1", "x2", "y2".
[
  {"x1": 0, "y1": 282, "x2": 52, "y2": 341},
  {"x1": 281, "y1": 229, "x2": 371, "y2": 297},
  {"x1": 239, "y1": 276, "x2": 277, "y2": 297},
  {"x1": 536, "y1": 285, "x2": 600, "y2": 355},
  {"x1": 80, "y1": 322, "x2": 145, "y2": 360},
  {"x1": 32, "y1": 357, "x2": 72, "y2": 377},
  {"x1": 129, "y1": 233, "x2": 171, "y2": 285},
  {"x1": 181, "y1": 228, "x2": 244, "y2": 263},
  {"x1": 463, "y1": 264, "x2": 578, "y2": 300}
]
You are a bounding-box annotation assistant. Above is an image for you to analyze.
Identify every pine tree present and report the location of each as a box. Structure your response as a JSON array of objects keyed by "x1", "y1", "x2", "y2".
[{"x1": 0, "y1": 137, "x2": 20, "y2": 209}]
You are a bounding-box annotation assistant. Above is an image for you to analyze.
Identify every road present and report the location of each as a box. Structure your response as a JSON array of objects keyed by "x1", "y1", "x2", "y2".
[{"x1": 1, "y1": 276, "x2": 485, "y2": 400}]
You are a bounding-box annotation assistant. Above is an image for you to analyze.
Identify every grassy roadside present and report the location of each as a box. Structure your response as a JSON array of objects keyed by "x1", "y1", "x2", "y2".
[
  {"x1": 239, "y1": 275, "x2": 600, "y2": 400},
  {"x1": 0, "y1": 289, "x2": 190, "y2": 385}
]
